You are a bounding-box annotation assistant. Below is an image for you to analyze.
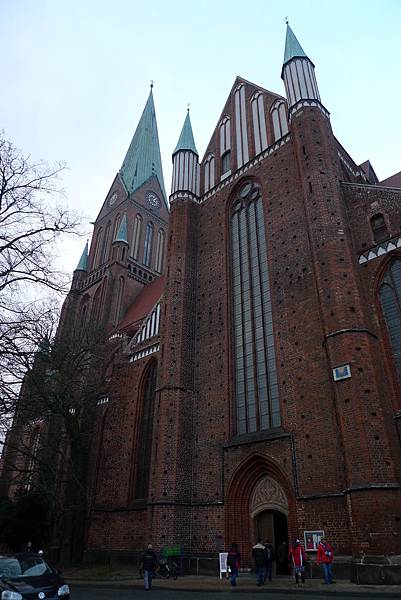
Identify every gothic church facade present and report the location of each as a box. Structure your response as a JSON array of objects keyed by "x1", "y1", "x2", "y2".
[{"x1": 8, "y1": 25, "x2": 401, "y2": 562}]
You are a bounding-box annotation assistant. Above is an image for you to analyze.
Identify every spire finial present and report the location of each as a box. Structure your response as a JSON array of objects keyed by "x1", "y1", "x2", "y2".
[
  {"x1": 285, "y1": 16, "x2": 289, "y2": 25},
  {"x1": 150, "y1": 80, "x2": 154, "y2": 89},
  {"x1": 187, "y1": 102, "x2": 190, "y2": 113}
]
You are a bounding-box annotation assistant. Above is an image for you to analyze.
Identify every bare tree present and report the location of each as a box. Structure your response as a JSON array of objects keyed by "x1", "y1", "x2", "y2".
[
  {"x1": 0, "y1": 319, "x2": 112, "y2": 557},
  {"x1": 0, "y1": 131, "x2": 82, "y2": 435}
]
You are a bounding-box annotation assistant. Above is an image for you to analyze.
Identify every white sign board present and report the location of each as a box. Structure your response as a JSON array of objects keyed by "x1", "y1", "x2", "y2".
[{"x1": 219, "y1": 552, "x2": 229, "y2": 579}]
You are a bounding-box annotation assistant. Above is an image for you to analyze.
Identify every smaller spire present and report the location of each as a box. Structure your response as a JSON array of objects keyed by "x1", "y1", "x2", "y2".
[
  {"x1": 75, "y1": 241, "x2": 88, "y2": 272},
  {"x1": 283, "y1": 24, "x2": 308, "y2": 65},
  {"x1": 113, "y1": 214, "x2": 128, "y2": 245},
  {"x1": 173, "y1": 111, "x2": 198, "y2": 156}
]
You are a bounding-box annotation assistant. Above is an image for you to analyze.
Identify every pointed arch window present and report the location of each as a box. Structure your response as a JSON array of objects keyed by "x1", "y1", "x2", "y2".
[
  {"x1": 133, "y1": 361, "x2": 157, "y2": 500},
  {"x1": 371, "y1": 213, "x2": 388, "y2": 244},
  {"x1": 155, "y1": 229, "x2": 165, "y2": 273},
  {"x1": 251, "y1": 92, "x2": 268, "y2": 154},
  {"x1": 131, "y1": 214, "x2": 142, "y2": 260},
  {"x1": 101, "y1": 221, "x2": 111, "y2": 264},
  {"x1": 143, "y1": 222, "x2": 154, "y2": 267},
  {"x1": 234, "y1": 84, "x2": 249, "y2": 168},
  {"x1": 204, "y1": 154, "x2": 215, "y2": 193},
  {"x1": 92, "y1": 284, "x2": 102, "y2": 321},
  {"x1": 380, "y1": 260, "x2": 401, "y2": 381},
  {"x1": 93, "y1": 228, "x2": 103, "y2": 269},
  {"x1": 230, "y1": 181, "x2": 280, "y2": 434},
  {"x1": 271, "y1": 101, "x2": 289, "y2": 141},
  {"x1": 114, "y1": 276, "x2": 124, "y2": 326},
  {"x1": 113, "y1": 214, "x2": 121, "y2": 240}
]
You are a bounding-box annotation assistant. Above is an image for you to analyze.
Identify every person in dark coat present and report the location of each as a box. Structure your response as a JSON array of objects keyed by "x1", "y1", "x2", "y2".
[
  {"x1": 226, "y1": 542, "x2": 241, "y2": 586},
  {"x1": 251, "y1": 539, "x2": 266, "y2": 586},
  {"x1": 263, "y1": 539, "x2": 275, "y2": 582},
  {"x1": 139, "y1": 543, "x2": 158, "y2": 590}
]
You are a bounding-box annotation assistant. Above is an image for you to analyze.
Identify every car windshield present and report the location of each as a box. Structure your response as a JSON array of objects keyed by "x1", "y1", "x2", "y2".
[{"x1": 0, "y1": 556, "x2": 53, "y2": 579}]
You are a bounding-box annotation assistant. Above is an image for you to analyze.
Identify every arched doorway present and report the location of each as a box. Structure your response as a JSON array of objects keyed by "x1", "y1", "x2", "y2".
[
  {"x1": 225, "y1": 454, "x2": 295, "y2": 569},
  {"x1": 250, "y1": 475, "x2": 290, "y2": 574}
]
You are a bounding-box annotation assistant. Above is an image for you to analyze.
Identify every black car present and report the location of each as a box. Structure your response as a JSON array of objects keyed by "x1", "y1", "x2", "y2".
[{"x1": 0, "y1": 554, "x2": 70, "y2": 600}]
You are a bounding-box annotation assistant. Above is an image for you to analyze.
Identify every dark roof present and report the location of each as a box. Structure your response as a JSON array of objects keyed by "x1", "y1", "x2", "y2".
[
  {"x1": 119, "y1": 276, "x2": 165, "y2": 330},
  {"x1": 359, "y1": 160, "x2": 379, "y2": 185},
  {"x1": 379, "y1": 171, "x2": 401, "y2": 188}
]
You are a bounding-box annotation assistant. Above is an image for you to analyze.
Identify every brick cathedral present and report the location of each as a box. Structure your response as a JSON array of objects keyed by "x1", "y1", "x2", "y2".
[{"x1": 4, "y1": 25, "x2": 401, "y2": 564}]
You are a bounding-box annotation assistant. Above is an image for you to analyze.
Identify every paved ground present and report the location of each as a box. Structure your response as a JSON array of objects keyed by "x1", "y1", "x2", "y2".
[
  {"x1": 70, "y1": 584, "x2": 401, "y2": 600},
  {"x1": 66, "y1": 574, "x2": 401, "y2": 598}
]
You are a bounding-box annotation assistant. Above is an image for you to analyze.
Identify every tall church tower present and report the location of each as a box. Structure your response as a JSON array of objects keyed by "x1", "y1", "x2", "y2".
[
  {"x1": 282, "y1": 25, "x2": 401, "y2": 554},
  {"x1": 151, "y1": 110, "x2": 201, "y2": 546},
  {"x1": 63, "y1": 87, "x2": 169, "y2": 335}
]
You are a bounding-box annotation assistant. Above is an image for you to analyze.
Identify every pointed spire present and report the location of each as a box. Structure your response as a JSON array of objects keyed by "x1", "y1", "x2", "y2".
[
  {"x1": 171, "y1": 110, "x2": 200, "y2": 197},
  {"x1": 173, "y1": 110, "x2": 198, "y2": 155},
  {"x1": 119, "y1": 87, "x2": 166, "y2": 201},
  {"x1": 113, "y1": 213, "x2": 128, "y2": 245},
  {"x1": 75, "y1": 241, "x2": 88, "y2": 272},
  {"x1": 283, "y1": 24, "x2": 308, "y2": 66},
  {"x1": 281, "y1": 24, "x2": 322, "y2": 113}
]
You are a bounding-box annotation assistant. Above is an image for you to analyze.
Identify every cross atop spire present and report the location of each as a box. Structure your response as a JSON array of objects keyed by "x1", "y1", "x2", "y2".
[{"x1": 119, "y1": 88, "x2": 166, "y2": 202}]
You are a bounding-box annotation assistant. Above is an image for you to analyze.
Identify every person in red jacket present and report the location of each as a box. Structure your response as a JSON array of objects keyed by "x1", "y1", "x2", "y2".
[
  {"x1": 288, "y1": 539, "x2": 307, "y2": 585},
  {"x1": 316, "y1": 538, "x2": 334, "y2": 584}
]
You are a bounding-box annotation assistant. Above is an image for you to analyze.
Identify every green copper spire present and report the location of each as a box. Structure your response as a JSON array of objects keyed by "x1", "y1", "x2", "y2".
[
  {"x1": 120, "y1": 87, "x2": 166, "y2": 200},
  {"x1": 113, "y1": 213, "x2": 128, "y2": 244},
  {"x1": 283, "y1": 24, "x2": 308, "y2": 65},
  {"x1": 75, "y1": 241, "x2": 88, "y2": 271},
  {"x1": 173, "y1": 110, "x2": 198, "y2": 155}
]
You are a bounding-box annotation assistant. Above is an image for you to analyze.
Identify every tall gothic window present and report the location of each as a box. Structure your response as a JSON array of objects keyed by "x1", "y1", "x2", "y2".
[
  {"x1": 131, "y1": 214, "x2": 142, "y2": 259},
  {"x1": 230, "y1": 181, "x2": 280, "y2": 434},
  {"x1": 93, "y1": 227, "x2": 103, "y2": 269},
  {"x1": 114, "y1": 276, "x2": 124, "y2": 326},
  {"x1": 101, "y1": 221, "x2": 111, "y2": 264},
  {"x1": 379, "y1": 260, "x2": 401, "y2": 380},
  {"x1": 251, "y1": 92, "x2": 268, "y2": 155},
  {"x1": 134, "y1": 361, "x2": 157, "y2": 500},
  {"x1": 204, "y1": 154, "x2": 215, "y2": 193},
  {"x1": 155, "y1": 229, "x2": 165, "y2": 273},
  {"x1": 92, "y1": 284, "x2": 102, "y2": 321},
  {"x1": 143, "y1": 222, "x2": 154, "y2": 267},
  {"x1": 271, "y1": 101, "x2": 289, "y2": 141}
]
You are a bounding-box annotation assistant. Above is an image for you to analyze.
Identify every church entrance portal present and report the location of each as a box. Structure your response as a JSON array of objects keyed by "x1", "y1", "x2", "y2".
[
  {"x1": 254, "y1": 509, "x2": 289, "y2": 574},
  {"x1": 250, "y1": 475, "x2": 290, "y2": 575}
]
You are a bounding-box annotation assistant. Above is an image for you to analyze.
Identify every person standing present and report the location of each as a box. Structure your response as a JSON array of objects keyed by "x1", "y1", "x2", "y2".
[
  {"x1": 289, "y1": 539, "x2": 307, "y2": 586},
  {"x1": 226, "y1": 542, "x2": 241, "y2": 587},
  {"x1": 316, "y1": 538, "x2": 334, "y2": 584},
  {"x1": 139, "y1": 543, "x2": 158, "y2": 591},
  {"x1": 251, "y1": 539, "x2": 266, "y2": 586},
  {"x1": 263, "y1": 540, "x2": 275, "y2": 582}
]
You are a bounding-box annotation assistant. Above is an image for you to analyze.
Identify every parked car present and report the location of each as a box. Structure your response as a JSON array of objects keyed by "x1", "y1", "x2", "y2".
[{"x1": 0, "y1": 554, "x2": 70, "y2": 599}]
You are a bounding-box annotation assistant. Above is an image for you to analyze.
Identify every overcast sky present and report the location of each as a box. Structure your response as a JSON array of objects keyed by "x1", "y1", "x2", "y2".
[{"x1": 1, "y1": 0, "x2": 400, "y2": 276}]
